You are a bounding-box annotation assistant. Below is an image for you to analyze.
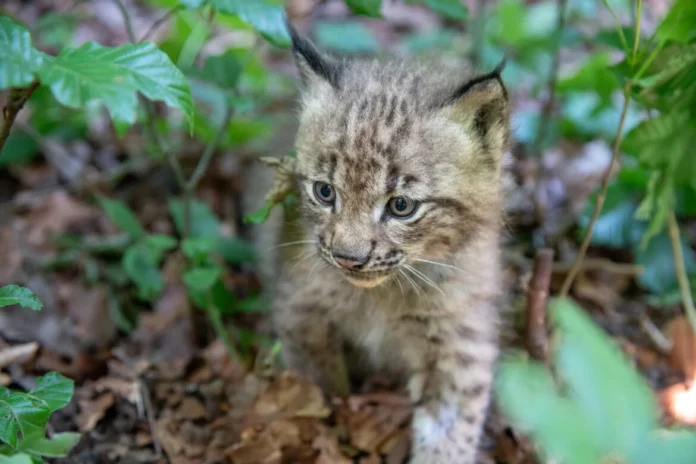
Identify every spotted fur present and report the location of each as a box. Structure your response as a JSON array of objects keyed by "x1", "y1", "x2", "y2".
[{"x1": 272, "y1": 24, "x2": 510, "y2": 464}]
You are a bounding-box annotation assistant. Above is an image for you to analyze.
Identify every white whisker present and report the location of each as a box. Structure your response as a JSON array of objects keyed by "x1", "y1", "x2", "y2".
[
  {"x1": 399, "y1": 269, "x2": 422, "y2": 300},
  {"x1": 272, "y1": 240, "x2": 317, "y2": 250},
  {"x1": 412, "y1": 258, "x2": 473, "y2": 276},
  {"x1": 393, "y1": 272, "x2": 405, "y2": 296},
  {"x1": 404, "y1": 264, "x2": 445, "y2": 297}
]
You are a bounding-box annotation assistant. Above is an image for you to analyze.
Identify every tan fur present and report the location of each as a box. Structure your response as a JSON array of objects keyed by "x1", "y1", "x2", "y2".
[{"x1": 262, "y1": 31, "x2": 510, "y2": 464}]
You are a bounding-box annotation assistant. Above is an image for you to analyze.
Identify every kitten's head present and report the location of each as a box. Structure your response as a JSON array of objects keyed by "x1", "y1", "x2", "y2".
[{"x1": 288, "y1": 24, "x2": 510, "y2": 288}]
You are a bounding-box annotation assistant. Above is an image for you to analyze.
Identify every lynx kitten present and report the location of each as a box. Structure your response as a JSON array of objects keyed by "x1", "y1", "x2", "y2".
[{"x1": 268, "y1": 24, "x2": 510, "y2": 463}]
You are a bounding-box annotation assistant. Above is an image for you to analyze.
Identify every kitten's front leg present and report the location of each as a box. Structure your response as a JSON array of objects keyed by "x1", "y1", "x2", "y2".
[
  {"x1": 275, "y1": 304, "x2": 350, "y2": 397},
  {"x1": 407, "y1": 316, "x2": 498, "y2": 464}
]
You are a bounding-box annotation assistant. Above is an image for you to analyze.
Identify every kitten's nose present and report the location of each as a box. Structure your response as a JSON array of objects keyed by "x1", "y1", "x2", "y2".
[{"x1": 333, "y1": 253, "x2": 367, "y2": 270}]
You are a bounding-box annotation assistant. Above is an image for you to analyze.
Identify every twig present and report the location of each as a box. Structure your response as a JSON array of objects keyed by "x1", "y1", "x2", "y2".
[
  {"x1": 0, "y1": 80, "x2": 40, "y2": 156},
  {"x1": 667, "y1": 212, "x2": 696, "y2": 334},
  {"x1": 552, "y1": 257, "x2": 643, "y2": 276},
  {"x1": 638, "y1": 312, "x2": 672, "y2": 354},
  {"x1": 560, "y1": 0, "x2": 643, "y2": 297},
  {"x1": 187, "y1": 107, "x2": 234, "y2": 191},
  {"x1": 208, "y1": 298, "x2": 239, "y2": 363},
  {"x1": 112, "y1": 0, "x2": 137, "y2": 43},
  {"x1": 559, "y1": 83, "x2": 631, "y2": 297},
  {"x1": 140, "y1": 5, "x2": 184, "y2": 42},
  {"x1": 139, "y1": 380, "x2": 163, "y2": 458},
  {"x1": 526, "y1": 249, "x2": 554, "y2": 362}
]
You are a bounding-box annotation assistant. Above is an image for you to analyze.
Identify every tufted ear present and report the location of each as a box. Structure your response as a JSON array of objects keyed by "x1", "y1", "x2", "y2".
[
  {"x1": 286, "y1": 20, "x2": 342, "y2": 90},
  {"x1": 443, "y1": 60, "x2": 510, "y2": 158}
]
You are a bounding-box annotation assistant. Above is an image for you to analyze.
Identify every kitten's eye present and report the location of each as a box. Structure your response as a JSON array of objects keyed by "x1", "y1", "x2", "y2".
[
  {"x1": 387, "y1": 197, "x2": 418, "y2": 218},
  {"x1": 313, "y1": 182, "x2": 336, "y2": 205}
]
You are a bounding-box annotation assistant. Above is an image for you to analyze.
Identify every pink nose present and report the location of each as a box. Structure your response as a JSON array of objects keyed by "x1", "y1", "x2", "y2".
[{"x1": 334, "y1": 256, "x2": 365, "y2": 270}]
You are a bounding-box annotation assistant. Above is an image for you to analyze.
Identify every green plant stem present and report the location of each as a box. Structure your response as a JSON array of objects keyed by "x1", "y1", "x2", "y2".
[
  {"x1": 187, "y1": 107, "x2": 234, "y2": 192},
  {"x1": 559, "y1": 0, "x2": 644, "y2": 298},
  {"x1": 531, "y1": 0, "x2": 568, "y2": 227},
  {"x1": 667, "y1": 212, "x2": 696, "y2": 334},
  {"x1": 207, "y1": 299, "x2": 239, "y2": 362},
  {"x1": 0, "y1": 79, "x2": 40, "y2": 156},
  {"x1": 559, "y1": 83, "x2": 632, "y2": 298},
  {"x1": 631, "y1": 0, "x2": 642, "y2": 66},
  {"x1": 113, "y1": 0, "x2": 137, "y2": 43},
  {"x1": 140, "y1": 5, "x2": 184, "y2": 42}
]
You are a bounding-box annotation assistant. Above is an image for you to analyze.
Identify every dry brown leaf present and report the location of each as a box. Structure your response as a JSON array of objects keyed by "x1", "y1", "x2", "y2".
[
  {"x1": 337, "y1": 393, "x2": 412, "y2": 454},
  {"x1": 57, "y1": 283, "x2": 117, "y2": 350},
  {"x1": 314, "y1": 431, "x2": 352, "y2": 464},
  {"x1": 77, "y1": 391, "x2": 116, "y2": 432},
  {"x1": 225, "y1": 433, "x2": 282, "y2": 464},
  {"x1": 0, "y1": 342, "x2": 39, "y2": 369},
  {"x1": 176, "y1": 397, "x2": 207, "y2": 421},
  {"x1": 249, "y1": 370, "x2": 330, "y2": 425},
  {"x1": 21, "y1": 190, "x2": 96, "y2": 248}
]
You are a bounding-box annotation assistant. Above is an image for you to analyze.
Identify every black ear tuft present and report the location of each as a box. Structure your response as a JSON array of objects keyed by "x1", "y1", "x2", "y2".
[
  {"x1": 445, "y1": 58, "x2": 508, "y2": 106},
  {"x1": 285, "y1": 20, "x2": 342, "y2": 89}
]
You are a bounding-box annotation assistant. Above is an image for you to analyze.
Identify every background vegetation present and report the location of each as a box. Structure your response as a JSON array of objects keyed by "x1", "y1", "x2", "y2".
[{"x1": 0, "y1": 0, "x2": 695, "y2": 462}]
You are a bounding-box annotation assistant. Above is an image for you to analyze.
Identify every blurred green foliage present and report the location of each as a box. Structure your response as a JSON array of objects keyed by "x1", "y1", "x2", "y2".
[
  {"x1": 0, "y1": 288, "x2": 79, "y2": 462},
  {"x1": 496, "y1": 298, "x2": 696, "y2": 464}
]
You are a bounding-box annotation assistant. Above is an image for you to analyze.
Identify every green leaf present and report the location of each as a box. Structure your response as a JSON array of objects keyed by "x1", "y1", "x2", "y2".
[
  {"x1": 27, "y1": 373, "x2": 74, "y2": 413},
  {"x1": 0, "y1": 285, "x2": 42, "y2": 311},
  {"x1": 631, "y1": 428, "x2": 696, "y2": 464},
  {"x1": 144, "y1": 234, "x2": 178, "y2": 257},
  {"x1": 181, "y1": 237, "x2": 217, "y2": 263},
  {"x1": 16, "y1": 432, "x2": 80, "y2": 458},
  {"x1": 168, "y1": 199, "x2": 221, "y2": 238},
  {"x1": 122, "y1": 244, "x2": 163, "y2": 301},
  {"x1": 635, "y1": 232, "x2": 696, "y2": 295},
  {"x1": 315, "y1": 21, "x2": 380, "y2": 54},
  {"x1": 408, "y1": 0, "x2": 468, "y2": 20},
  {"x1": 0, "y1": 392, "x2": 50, "y2": 449},
  {"x1": 243, "y1": 200, "x2": 275, "y2": 224},
  {"x1": 550, "y1": 298, "x2": 658, "y2": 457},
  {"x1": 0, "y1": 17, "x2": 45, "y2": 90},
  {"x1": 657, "y1": 0, "x2": 696, "y2": 43},
  {"x1": 0, "y1": 132, "x2": 39, "y2": 167},
  {"x1": 183, "y1": 267, "x2": 222, "y2": 293},
  {"x1": 216, "y1": 237, "x2": 255, "y2": 264},
  {"x1": 38, "y1": 42, "x2": 193, "y2": 129},
  {"x1": 97, "y1": 197, "x2": 144, "y2": 239},
  {"x1": 208, "y1": 0, "x2": 290, "y2": 47},
  {"x1": 346, "y1": 0, "x2": 382, "y2": 17},
  {"x1": 495, "y1": 356, "x2": 598, "y2": 464},
  {"x1": 0, "y1": 453, "x2": 33, "y2": 464},
  {"x1": 197, "y1": 51, "x2": 243, "y2": 89}
]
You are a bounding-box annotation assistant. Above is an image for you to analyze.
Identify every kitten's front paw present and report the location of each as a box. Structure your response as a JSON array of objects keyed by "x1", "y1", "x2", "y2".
[{"x1": 408, "y1": 443, "x2": 476, "y2": 464}]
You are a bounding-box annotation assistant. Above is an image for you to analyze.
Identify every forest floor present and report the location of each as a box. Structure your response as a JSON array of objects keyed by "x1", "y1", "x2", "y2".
[{"x1": 0, "y1": 0, "x2": 693, "y2": 463}]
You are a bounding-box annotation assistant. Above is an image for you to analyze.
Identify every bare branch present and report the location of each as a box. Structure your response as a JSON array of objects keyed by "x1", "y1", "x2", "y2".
[{"x1": 526, "y1": 248, "x2": 554, "y2": 362}]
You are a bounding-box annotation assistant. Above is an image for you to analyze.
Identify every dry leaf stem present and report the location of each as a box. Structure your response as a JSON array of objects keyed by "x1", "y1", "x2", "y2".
[{"x1": 667, "y1": 212, "x2": 696, "y2": 334}]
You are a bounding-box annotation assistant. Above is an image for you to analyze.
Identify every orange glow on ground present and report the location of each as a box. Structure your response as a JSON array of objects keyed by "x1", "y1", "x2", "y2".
[{"x1": 668, "y1": 382, "x2": 696, "y2": 426}]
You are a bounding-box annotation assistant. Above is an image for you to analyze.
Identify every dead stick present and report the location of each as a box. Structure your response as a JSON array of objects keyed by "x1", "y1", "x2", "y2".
[{"x1": 526, "y1": 248, "x2": 554, "y2": 362}]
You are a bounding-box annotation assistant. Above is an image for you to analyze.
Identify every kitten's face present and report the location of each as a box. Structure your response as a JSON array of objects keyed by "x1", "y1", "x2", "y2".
[{"x1": 288, "y1": 26, "x2": 509, "y2": 288}]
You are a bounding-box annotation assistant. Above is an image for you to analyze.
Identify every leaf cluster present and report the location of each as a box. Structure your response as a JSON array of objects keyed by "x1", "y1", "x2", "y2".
[{"x1": 496, "y1": 298, "x2": 696, "y2": 464}]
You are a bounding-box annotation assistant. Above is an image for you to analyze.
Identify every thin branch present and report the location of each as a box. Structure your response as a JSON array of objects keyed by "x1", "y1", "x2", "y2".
[
  {"x1": 113, "y1": 0, "x2": 137, "y2": 43},
  {"x1": 560, "y1": 1, "x2": 644, "y2": 297},
  {"x1": 140, "y1": 5, "x2": 184, "y2": 42},
  {"x1": 186, "y1": 106, "x2": 234, "y2": 191},
  {"x1": 208, "y1": 299, "x2": 239, "y2": 363},
  {"x1": 526, "y1": 248, "x2": 554, "y2": 363},
  {"x1": 0, "y1": 80, "x2": 40, "y2": 156},
  {"x1": 559, "y1": 83, "x2": 631, "y2": 297},
  {"x1": 532, "y1": 0, "x2": 569, "y2": 225},
  {"x1": 667, "y1": 212, "x2": 696, "y2": 335}
]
